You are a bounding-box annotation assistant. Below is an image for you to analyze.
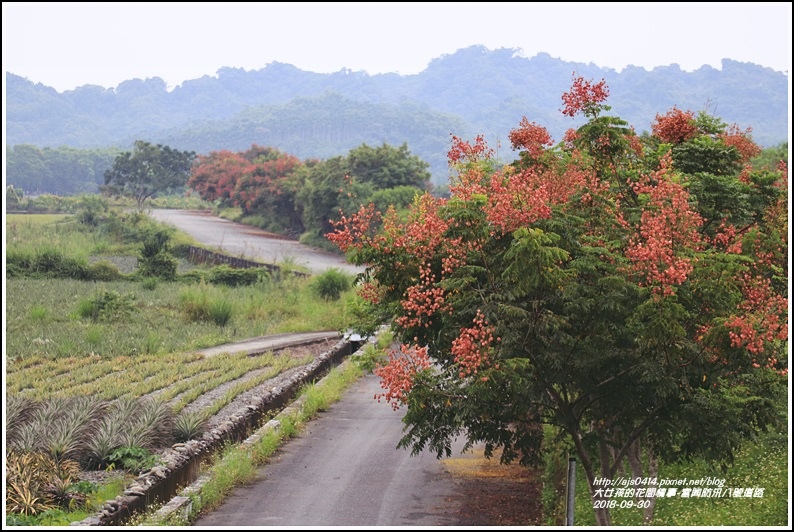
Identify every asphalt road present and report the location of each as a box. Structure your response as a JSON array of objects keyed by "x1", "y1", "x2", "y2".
[
  {"x1": 147, "y1": 209, "x2": 363, "y2": 276},
  {"x1": 192, "y1": 372, "x2": 469, "y2": 527},
  {"x1": 148, "y1": 208, "x2": 475, "y2": 527}
]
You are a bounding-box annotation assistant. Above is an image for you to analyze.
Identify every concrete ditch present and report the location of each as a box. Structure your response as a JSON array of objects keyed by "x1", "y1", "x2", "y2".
[{"x1": 70, "y1": 336, "x2": 364, "y2": 526}]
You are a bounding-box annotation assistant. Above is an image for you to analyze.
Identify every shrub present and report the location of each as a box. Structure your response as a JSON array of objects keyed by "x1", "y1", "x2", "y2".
[
  {"x1": 180, "y1": 285, "x2": 212, "y2": 322},
  {"x1": 5, "y1": 451, "x2": 80, "y2": 516},
  {"x1": 106, "y1": 446, "x2": 160, "y2": 474},
  {"x1": 209, "y1": 265, "x2": 264, "y2": 287},
  {"x1": 144, "y1": 332, "x2": 162, "y2": 354},
  {"x1": 83, "y1": 417, "x2": 120, "y2": 470},
  {"x1": 116, "y1": 397, "x2": 174, "y2": 450},
  {"x1": 310, "y1": 268, "x2": 352, "y2": 301},
  {"x1": 141, "y1": 277, "x2": 159, "y2": 290},
  {"x1": 76, "y1": 195, "x2": 109, "y2": 226},
  {"x1": 30, "y1": 247, "x2": 88, "y2": 279},
  {"x1": 137, "y1": 230, "x2": 178, "y2": 280},
  {"x1": 137, "y1": 252, "x2": 178, "y2": 280},
  {"x1": 5, "y1": 395, "x2": 41, "y2": 450},
  {"x1": 85, "y1": 260, "x2": 123, "y2": 282},
  {"x1": 351, "y1": 342, "x2": 388, "y2": 373},
  {"x1": 6, "y1": 249, "x2": 34, "y2": 275},
  {"x1": 178, "y1": 269, "x2": 209, "y2": 284},
  {"x1": 5, "y1": 451, "x2": 57, "y2": 516},
  {"x1": 29, "y1": 305, "x2": 50, "y2": 321},
  {"x1": 76, "y1": 289, "x2": 137, "y2": 322}
]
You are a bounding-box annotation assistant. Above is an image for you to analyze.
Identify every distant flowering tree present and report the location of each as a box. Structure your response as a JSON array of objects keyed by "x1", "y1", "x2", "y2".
[
  {"x1": 328, "y1": 74, "x2": 788, "y2": 526},
  {"x1": 188, "y1": 145, "x2": 305, "y2": 233}
]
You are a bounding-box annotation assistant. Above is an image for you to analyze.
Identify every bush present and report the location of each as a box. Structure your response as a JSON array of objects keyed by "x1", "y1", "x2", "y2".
[
  {"x1": 351, "y1": 343, "x2": 388, "y2": 372},
  {"x1": 76, "y1": 289, "x2": 137, "y2": 322},
  {"x1": 5, "y1": 451, "x2": 82, "y2": 516},
  {"x1": 107, "y1": 446, "x2": 160, "y2": 474},
  {"x1": 310, "y1": 268, "x2": 352, "y2": 301},
  {"x1": 31, "y1": 247, "x2": 88, "y2": 279},
  {"x1": 141, "y1": 277, "x2": 159, "y2": 290},
  {"x1": 137, "y1": 252, "x2": 178, "y2": 280},
  {"x1": 179, "y1": 286, "x2": 212, "y2": 322},
  {"x1": 76, "y1": 195, "x2": 109, "y2": 226},
  {"x1": 209, "y1": 265, "x2": 264, "y2": 287},
  {"x1": 85, "y1": 260, "x2": 123, "y2": 282},
  {"x1": 178, "y1": 269, "x2": 208, "y2": 284},
  {"x1": 6, "y1": 249, "x2": 34, "y2": 273}
]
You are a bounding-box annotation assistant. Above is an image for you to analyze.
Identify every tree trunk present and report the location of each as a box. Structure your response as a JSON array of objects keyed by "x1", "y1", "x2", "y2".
[
  {"x1": 643, "y1": 443, "x2": 658, "y2": 525},
  {"x1": 572, "y1": 431, "x2": 613, "y2": 526},
  {"x1": 626, "y1": 437, "x2": 658, "y2": 525}
]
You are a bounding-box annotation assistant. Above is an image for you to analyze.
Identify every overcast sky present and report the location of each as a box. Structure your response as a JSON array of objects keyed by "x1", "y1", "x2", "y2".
[{"x1": 3, "y1": 2, "x2": 792, "y2": 93}]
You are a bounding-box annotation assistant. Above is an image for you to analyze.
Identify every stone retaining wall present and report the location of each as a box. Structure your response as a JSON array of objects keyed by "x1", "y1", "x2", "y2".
[{"x1": 185, "y1": 245, "x2": 309, "y2": 277}]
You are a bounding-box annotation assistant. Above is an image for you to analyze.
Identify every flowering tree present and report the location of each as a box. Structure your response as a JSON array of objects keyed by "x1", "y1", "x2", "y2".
[
  {"x1": 188, "y1": 145, "x2": 305, "y2": 233},
  {"x1": 329, "y1": 75, "x2": 788, "y2": 526}
]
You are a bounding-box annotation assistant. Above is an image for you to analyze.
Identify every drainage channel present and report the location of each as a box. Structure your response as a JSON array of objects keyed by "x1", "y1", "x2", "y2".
[{"x1": 72, "y1": 337, "x2": 364, "y2": 526}]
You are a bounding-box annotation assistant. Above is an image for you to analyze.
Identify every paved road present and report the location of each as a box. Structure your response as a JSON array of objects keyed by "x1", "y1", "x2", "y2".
[
  {"x1": 195, "y1": 330, "x2": 342, "y2": 357},
  {"x1": 192, "y1": 372, "x2": 469, "y2": 527},
  {"x1": 146, "y1": 208, "x2": 500, "y2": 527},
  {"x1": 148, "y1": 209, "x2": 363, "y2": 276}
]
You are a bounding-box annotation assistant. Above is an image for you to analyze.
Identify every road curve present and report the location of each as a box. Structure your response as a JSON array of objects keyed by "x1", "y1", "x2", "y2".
[{"x1": 147, "y1": 209, "x2": 363, "y2": 276}]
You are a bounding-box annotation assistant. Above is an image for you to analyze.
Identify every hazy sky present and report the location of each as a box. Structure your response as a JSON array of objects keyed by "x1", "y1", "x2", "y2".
[{"x1": 3, "y1": 2, "x2": 792, "y2": 93}]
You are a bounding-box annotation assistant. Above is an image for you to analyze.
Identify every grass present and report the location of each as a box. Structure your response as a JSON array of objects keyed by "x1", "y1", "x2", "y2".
[
  {"x1": 6, "y1": 213, "x2": 122, "y2": 258},
  {"x1": 6, "y1": 276, "x2": 356, "y2": 360},
  {"x1": 566, "y1": 429, "x2": 789, "y2": 526}
]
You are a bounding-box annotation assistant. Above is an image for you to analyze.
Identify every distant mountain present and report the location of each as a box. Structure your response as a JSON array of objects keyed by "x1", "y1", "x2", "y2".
[{"x1": 6, "y1": 45, "x2": 789, "y2": 186}]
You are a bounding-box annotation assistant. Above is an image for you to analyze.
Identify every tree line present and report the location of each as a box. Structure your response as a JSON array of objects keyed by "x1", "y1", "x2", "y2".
[{"x1": 100, "y1": 140, "x2": 432, "y2": 248}]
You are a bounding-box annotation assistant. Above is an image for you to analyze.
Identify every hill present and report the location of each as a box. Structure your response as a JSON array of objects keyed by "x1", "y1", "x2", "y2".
[{"x1": 6, "y1": 45, "x2": 789, "y2": 188}]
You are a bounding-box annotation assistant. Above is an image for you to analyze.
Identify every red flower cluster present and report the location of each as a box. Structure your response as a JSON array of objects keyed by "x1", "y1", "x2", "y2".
[
  {"x1": 718, "y1": 124, "x2": 762, "y2": 163},
  {"x1": 451, "y1": 310, "x2": 496, "y2": 378},
  {"x1": 724, "y1": 274, "x2": 788, "y2": 357},
  {"x1": 357, "y1": 281, "x2": 384, "y2": 305},
  {"x1": 563, "y1": 128, "x2": 579, "y2": 150},
  {"x1": 508, "y1": 118, "x2": 554, "y2": 158},
  {"x1": 326, "y1": 203, "x2": 380, "y2": 252},
  {"x1": 625, "y1": 154, "x2": 703, "y2": 295},
  {"x1": 651, "y1": 107, "x2": 698, "y2": 144},
  {"x1": 396, "y1": 269, "x2": 450, "y2": 329},
  {"x1": 448, "y1": 134, "x2": 493, "y2": 165},
  {"x1": 374, "y1": 344, "x2": 432, "y2": 410},
  {"x1": 561, "y1": 74, "x2": 609, "y2": 117},
  {"x1": 485, "y1": 167, "x2": 553, "y2": 234}
]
